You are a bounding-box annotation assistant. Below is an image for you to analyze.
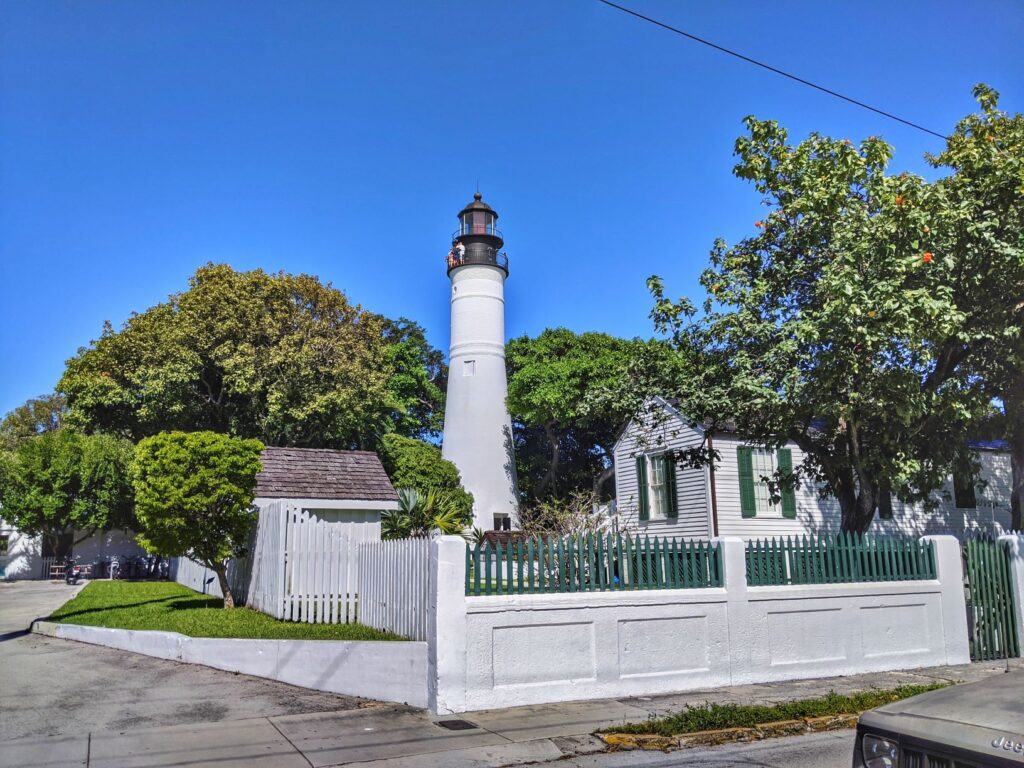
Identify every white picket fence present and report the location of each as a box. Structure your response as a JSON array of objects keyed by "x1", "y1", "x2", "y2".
[
  {"x1": 175, "y1": 500, "x2": 431, "y2": 639},
  {"x1": 358, "y1": 537, "x2": 431, "y2": 641},
  {"x1": 280, "y1": 507, "x2": 361, "y2": 624}
]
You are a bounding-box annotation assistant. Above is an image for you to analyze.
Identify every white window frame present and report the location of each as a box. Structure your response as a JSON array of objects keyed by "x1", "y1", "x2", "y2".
[
  {"x1": 751, "y1": 448, "x2": 784, "y2": 518},
  {"x1": 646, "y1": 453, "x2": 671, "y2": 521}
]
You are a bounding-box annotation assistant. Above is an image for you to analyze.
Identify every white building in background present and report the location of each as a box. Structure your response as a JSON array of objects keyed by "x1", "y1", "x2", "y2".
[
  {"x1": 0, "y1": 518, "x2": 145, "y2": 580},
  {"x1": 441, "y1": 193, "x2": 520, "y2": 532},
  {"x1": 614, "y1": 397, "x2": 1016, "y2": 540}
]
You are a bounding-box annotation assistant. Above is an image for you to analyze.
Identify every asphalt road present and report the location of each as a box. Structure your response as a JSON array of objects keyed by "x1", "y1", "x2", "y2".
[
  {"x1": 556, "y1": 730, "x2": 855, "y2": 767},
  {"x1": 0, "y1": 580, "x2": 368, "y2": 742}
]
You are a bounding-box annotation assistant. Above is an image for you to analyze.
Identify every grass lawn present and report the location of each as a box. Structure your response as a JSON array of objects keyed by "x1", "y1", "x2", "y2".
[
  {"x1": 48, "y1": 580, "x2": 402, "y2": 641},
  {"x1": 607, "y1": 683, "x2": 947, "y2": 736}
]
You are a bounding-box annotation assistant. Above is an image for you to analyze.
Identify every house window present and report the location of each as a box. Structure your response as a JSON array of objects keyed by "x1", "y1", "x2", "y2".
[
  {"x1": 750, "y1": 449, "x2": 779, "y2": 515},
  {"x1": 877, "y1": 484, "x2": 894, "y2": 520},
  {"x1": 953, "y1": 473, "x2": 977, "y2": 509},
  {"x1": 463, "y1": 360, "x2": 476, "y2": 376},
  {"x1": 635, "y1": 452, "x2": 677, "y2": 521},
  {"x1": 737, "y1": 446, "x2": 796, "y2": 519},
  {"x1": 647, "y1": 454, "x2": 670, "y2": 519},
  {"x1": 493, "y1": 514, "x2": 511, "y2": 531}
]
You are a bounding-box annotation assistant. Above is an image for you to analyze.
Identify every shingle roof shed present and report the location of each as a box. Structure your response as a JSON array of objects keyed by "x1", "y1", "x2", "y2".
[{"x1": 255, "y1": 447, "x2": 399, "y2": 502}]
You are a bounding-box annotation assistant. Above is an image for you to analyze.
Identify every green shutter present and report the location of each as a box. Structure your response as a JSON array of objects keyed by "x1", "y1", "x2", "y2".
[
  {"x1": 777, "y1": 448, "x2": 796, "y2": 518},
  {"x1": 738, "y1": 447, "x2": 756, "y2": 518},
  {"x1": 665, "y1": 453, "x2": 678, "y2": 519},
  {"x1": 636, "y1": 455, "x2": 650, "y2": 521}
]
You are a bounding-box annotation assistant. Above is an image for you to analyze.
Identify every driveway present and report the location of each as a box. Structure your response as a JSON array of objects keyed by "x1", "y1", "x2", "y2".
[{"x1": 0, "y1": 580, "x2": 372, "y2": 743}]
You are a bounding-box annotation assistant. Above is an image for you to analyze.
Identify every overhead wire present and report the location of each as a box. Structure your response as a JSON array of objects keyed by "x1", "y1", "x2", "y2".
[{"x1": 595, "y1": 0, "x2": 948, "y2": 140}]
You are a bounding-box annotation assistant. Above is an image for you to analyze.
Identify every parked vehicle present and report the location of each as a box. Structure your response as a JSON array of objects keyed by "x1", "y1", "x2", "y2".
[
  {"x1": 854, "y1": 670, "x2": 1024, "y2": 766},
  {"x1": 64, "y1": 558, "x2": 83, "y2": 585}
]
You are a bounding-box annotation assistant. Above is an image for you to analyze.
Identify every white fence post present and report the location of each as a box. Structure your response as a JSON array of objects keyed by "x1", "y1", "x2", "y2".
[
  {"x1": 998, "y1": 534, "x2": 1024, "y2": 643},
  {"x1": 427, "y1": 535, "x2": 467, "y2": 714},
  {"x1": 922, "y1": 535, "x2": 970, "y2": 665}
]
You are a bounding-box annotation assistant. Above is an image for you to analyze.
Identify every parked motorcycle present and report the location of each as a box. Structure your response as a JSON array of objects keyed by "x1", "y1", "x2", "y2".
[{"x1": 64, "y1": 558, "x2": 83, "y2": 585}]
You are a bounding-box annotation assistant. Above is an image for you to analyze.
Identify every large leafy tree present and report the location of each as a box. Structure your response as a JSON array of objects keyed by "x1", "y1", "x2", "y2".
[
  {"x1": 0, "y1": 429, "x2": 135, "y2": 558},
  {"x1": 133, "y1": 431, "x2": 263, "y2": 608},
  {"x1": 59, "y1": 264, "x2": 443, "y2": 449},
  {"x1": 928, "y1": 86, "x2": 1024, "y2": 528},
  {"x1": 1, "y1": 393, "x2": 67, "y2": 450},
  {"x1": 381, "y1": 318, "x2": 447, "y2": 439},
  {"x1": 506, "y1": 329, "x2": 644, "y2": 502},
  {"x1": 646, "y1": 110, "x2": 993, "y2": 532}
]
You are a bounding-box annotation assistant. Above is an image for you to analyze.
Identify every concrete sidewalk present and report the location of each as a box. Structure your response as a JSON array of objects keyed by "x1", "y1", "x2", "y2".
[{"x1": 3, "y1": 657, "x2": 1020, "y2": 768}]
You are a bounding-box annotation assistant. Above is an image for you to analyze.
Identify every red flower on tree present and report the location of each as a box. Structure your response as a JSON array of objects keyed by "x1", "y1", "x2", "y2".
[
  {"x1": 754, "y1": 221, "x2": 763, "y2": 228},
  {"x1": 922, "y1": 252, "x2": 934, "y2": 263}
]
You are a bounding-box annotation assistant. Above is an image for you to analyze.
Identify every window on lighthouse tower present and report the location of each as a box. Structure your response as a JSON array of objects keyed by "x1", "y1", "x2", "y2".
[{"x1": 461, "y1": 211, "x2": 496, "y2": 236}]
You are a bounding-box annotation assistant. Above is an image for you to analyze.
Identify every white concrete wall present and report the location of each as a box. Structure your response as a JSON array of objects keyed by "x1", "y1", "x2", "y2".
[
  {"x1": 0, "y1": 522, "x2": 145, "y2": 580},
  {"x1": 441, "y1": 264, "x2": 519, "y2": 531},
  {"x1": 614, "y1": 402, "x2": 1015, "y2": 540},
  {"x1": 73, "y1": 529, "x2": 147, "y2": 562},
  {"x1": 0, "y1": 522, "x2": 42, "y2": 580},
  {"x1": 430, "y1": 535, "x2": 969, "y2": 713},
  {"x1": 33, "y1": 621, "x2": 428, "y2": 708}
]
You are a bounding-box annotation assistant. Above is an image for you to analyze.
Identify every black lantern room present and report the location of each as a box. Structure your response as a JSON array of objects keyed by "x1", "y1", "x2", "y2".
[{"x1": 447, "y1": 192, "x2": 509, "y2": 275}]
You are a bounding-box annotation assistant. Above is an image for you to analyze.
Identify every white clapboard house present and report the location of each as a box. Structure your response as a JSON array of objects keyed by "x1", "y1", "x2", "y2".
[{"x1": 613, "y1": 397, "x2": 1014, "y2": 540}]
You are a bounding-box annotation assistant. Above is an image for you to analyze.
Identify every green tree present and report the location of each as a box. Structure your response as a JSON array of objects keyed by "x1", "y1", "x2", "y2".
[
  {"x1": 1, "y1": 393, "x2": 67, "y2": 450},
  {"x1": 380, "y1": 487, "x2": 465, "y2": 539},
  {"x1": 377, "y1": 433, "x2": 473, "y2": 524},
  {"x1": 0, "y1": 429, "x2": 135, "y2": 558},
  {"x1": 133, "y1": 431, "x2": 263, "y2": 608},
  {"x1": 505, "y1": 329, "x2": 644, "y2": 502},
  {"x1": 645, "y1": 112, "x2": 991, "y2": 532},
  {"x1": 381, "y1": 317, "x2": 447, "y2": 439},
  {"x1": 927, "y1": 85, "x2": 1024, "y2": 529},
  {"x1": 59, "y1": 264, "x2": 399, "y2": 448}
]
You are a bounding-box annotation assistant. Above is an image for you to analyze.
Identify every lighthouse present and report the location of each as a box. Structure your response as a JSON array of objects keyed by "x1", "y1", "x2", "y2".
[{"x1": 441, "y1": 192, "x2": 519, "y2": 531}]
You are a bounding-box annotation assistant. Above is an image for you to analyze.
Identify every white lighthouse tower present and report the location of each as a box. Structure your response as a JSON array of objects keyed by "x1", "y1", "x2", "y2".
[{"x1": 442, "y1": 192, "x2": 519, "y2": 532}]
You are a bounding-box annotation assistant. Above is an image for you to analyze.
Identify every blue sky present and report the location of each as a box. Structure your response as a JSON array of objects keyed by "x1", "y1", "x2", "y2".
[{"x1": 1, "y1": 0, "x2": 1021, "y2": 415}]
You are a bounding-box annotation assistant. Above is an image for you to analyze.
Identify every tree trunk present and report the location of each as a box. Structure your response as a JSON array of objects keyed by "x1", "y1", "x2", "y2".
[
  {"x1": 839, "y1": 489, "x2": 877, "y2": 534},
  {"x1": 211, "y1": 562, "x2": 235, "y2": 608},
  {"x1": 592, "y1": 465, "x2": 615, "y2": 501},
  {"x1": 833, "y1": 466, "x2": 877, "y2": 534},
  {"x1": 538, "y1": 422, "x2": 561, "y2": 499},
  {"x1": 1006, "y1": 378, "x2": 1024, "y2": 532}
]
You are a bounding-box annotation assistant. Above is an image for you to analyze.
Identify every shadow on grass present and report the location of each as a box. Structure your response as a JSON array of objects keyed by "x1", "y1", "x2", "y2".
[
  {"x1": 167, "y1": 598, "x2": 222, "y2": 611},
  {"x1": 48, "y1": 594, "x2": 190, "y2": 621}
]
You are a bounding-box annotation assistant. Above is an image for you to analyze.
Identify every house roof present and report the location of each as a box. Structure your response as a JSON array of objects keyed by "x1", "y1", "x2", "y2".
[{"x1": 255, "y1": 447, "x2": 399, "y2": 502}]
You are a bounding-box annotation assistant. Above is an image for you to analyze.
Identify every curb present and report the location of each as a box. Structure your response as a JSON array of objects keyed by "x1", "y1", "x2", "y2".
[{"x1": 598, "y1": 713, "x2": 859, "y2": 751}]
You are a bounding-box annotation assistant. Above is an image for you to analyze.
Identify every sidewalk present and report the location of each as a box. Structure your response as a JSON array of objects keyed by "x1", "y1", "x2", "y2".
[{"x1": 3, "y1": 658, "x2": 1021, "y2": 768}]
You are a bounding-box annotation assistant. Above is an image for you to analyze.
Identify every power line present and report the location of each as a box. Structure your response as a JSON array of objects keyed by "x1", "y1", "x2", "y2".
[{"x1": 594, "y1": 0, "x2": 948, "y2": 140}]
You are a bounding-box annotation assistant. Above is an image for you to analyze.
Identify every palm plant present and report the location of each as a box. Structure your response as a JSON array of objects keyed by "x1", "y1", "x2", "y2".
[{"x1": 381, "y1": 487, "x2": 466, "y2": 539}]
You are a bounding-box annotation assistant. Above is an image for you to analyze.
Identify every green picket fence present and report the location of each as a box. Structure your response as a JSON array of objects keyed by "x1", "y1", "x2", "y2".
[
  {"x1": 745, "y1": 533, "x2": 936, "y2": 586},
  {"x1": 465, "y1": 534, "x2": 723, "y2": 596},
  {"x1": 964, "y1": 536, "x2": 1020, "y2": 661}
]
